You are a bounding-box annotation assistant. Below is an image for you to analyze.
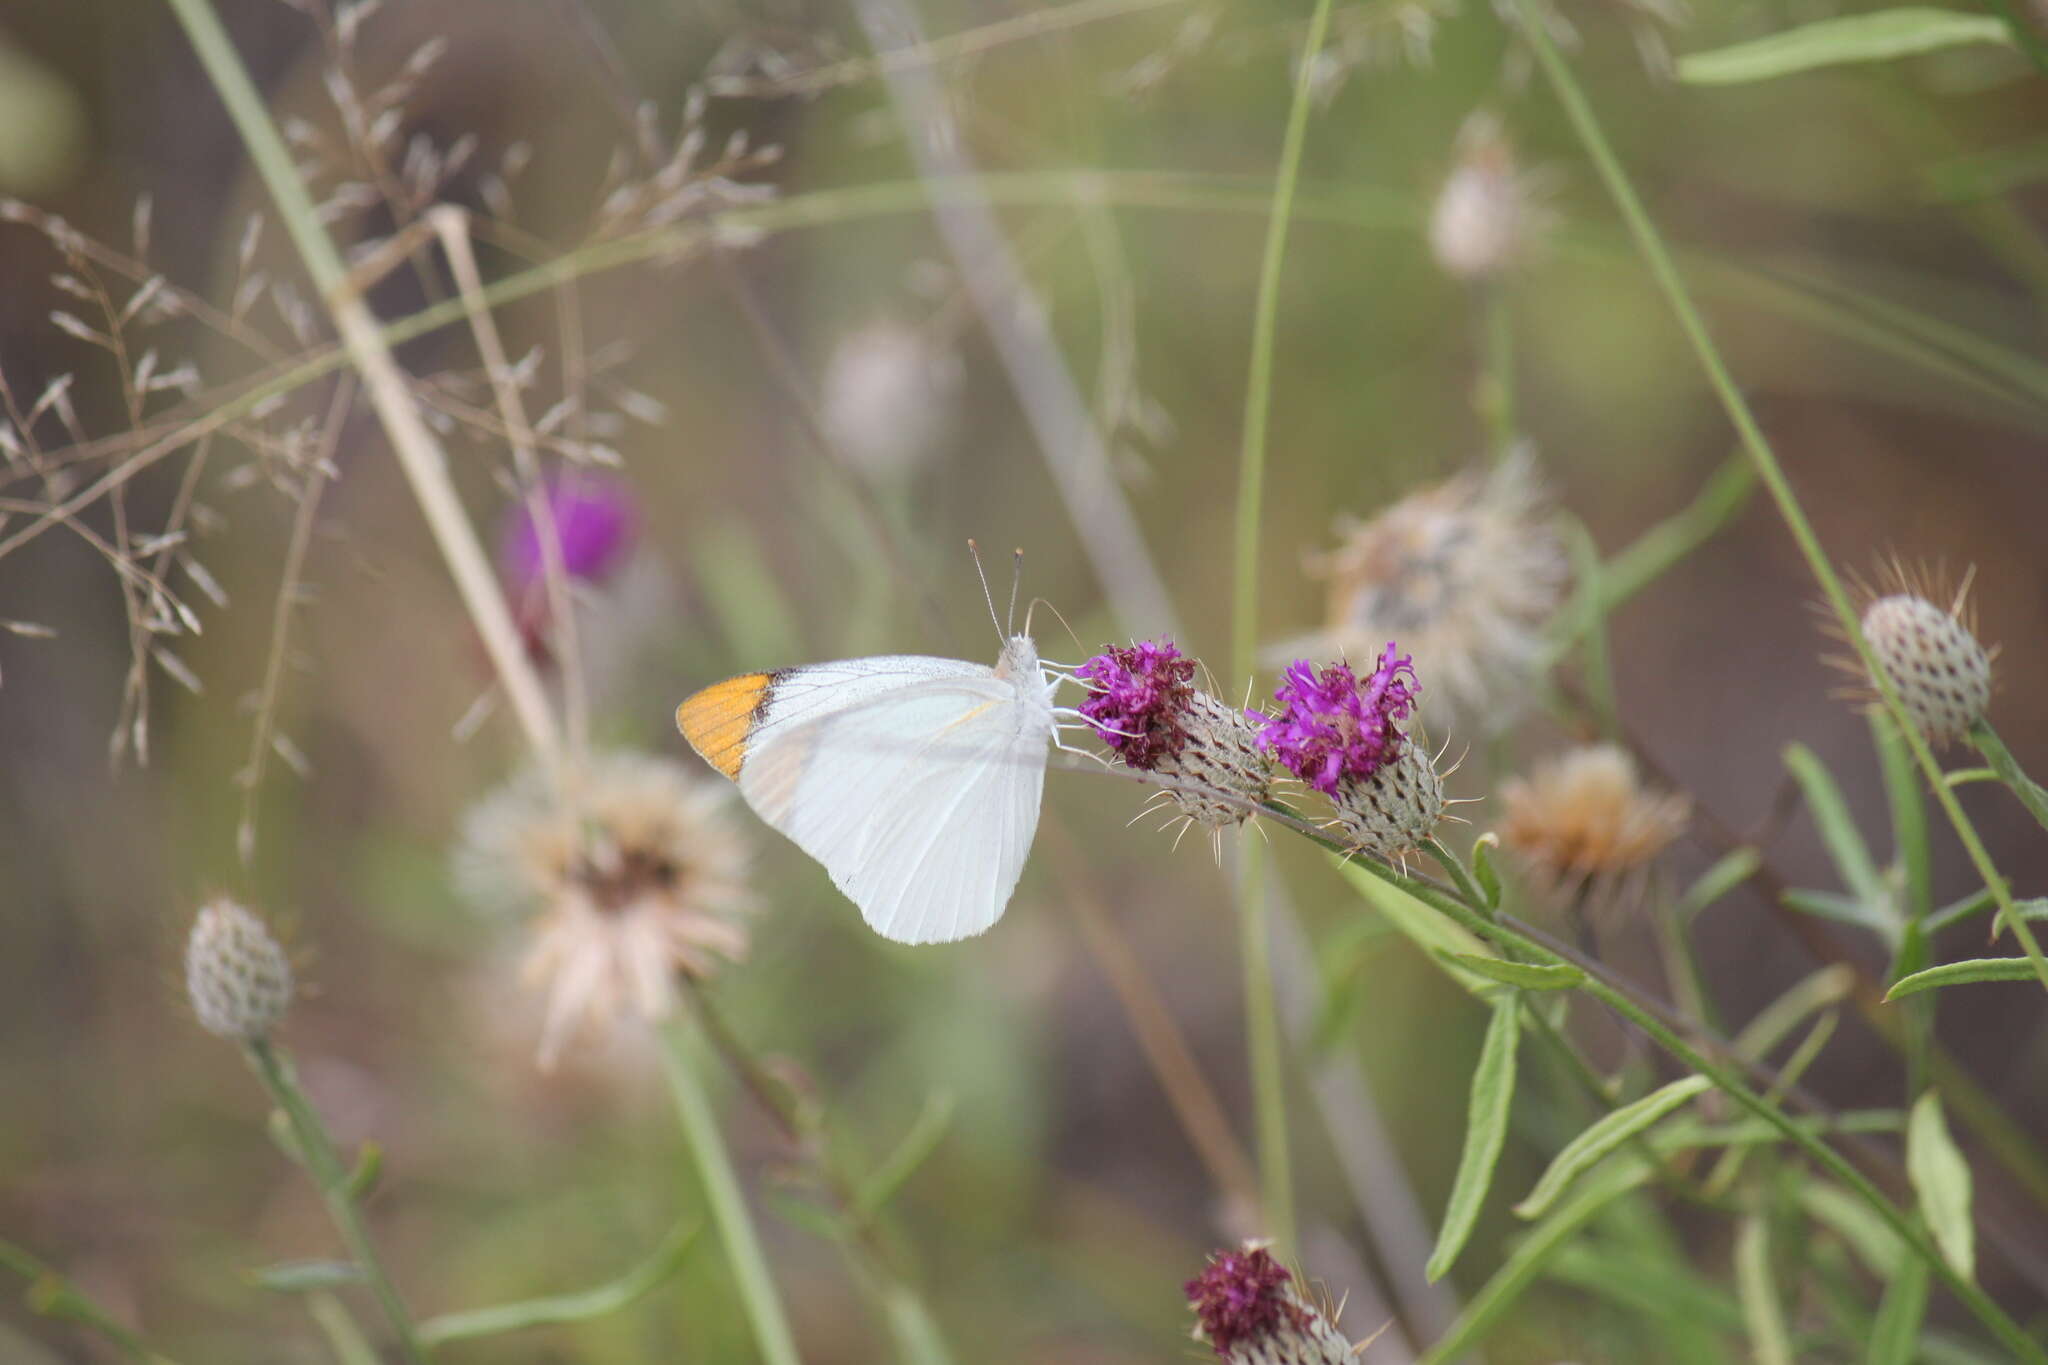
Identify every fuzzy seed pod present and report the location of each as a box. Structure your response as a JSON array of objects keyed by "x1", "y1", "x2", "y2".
[
  {"x1": 1185, "y1": 1244, "x2": 1357, "y2": 1364},
  {"x1": 1861, "y1": 593, "x2": 1992, "y2": 747},
  {"x1": 185, "y1": 899, "x2": 293, "y2": 1040}
]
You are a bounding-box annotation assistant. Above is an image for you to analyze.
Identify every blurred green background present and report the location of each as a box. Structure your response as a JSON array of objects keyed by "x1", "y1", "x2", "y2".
[{"x1": 3, "y1": 0, "x2": 2047, "y2": 1360}]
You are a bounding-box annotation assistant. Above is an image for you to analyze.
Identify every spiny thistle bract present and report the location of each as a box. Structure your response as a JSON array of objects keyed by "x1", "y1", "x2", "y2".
[
  {"x1": 1185, "y1": 1244, "x2": 1357, "y2": 1363},
  {"x1": 1256, "y1": 644, "x2": 1446, "y2": 860},
  {"x1": 1077, "y1": 639, "x2": 1274, "y2": 832},
  {"x1": 1496, "y1": 743, "x2": 1689, "y2": 914},
  {"x1": 1829, "y1": 563, "x2": 1994, "y2": 749},
  {"x1": 1276, "y1": 450, "x2": 1567, "y2": 731},
  {"x1": 455, "y1": 751, "x2": 752, "y2": 1068},
  {"x1": 184, "y1": 899, "x2": 294, "y2": 1041}
]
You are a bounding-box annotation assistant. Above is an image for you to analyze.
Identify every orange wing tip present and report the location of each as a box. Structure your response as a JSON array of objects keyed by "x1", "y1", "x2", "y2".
[{"x1": 676, "y1": 672, "x2": 775, "y2": 780}]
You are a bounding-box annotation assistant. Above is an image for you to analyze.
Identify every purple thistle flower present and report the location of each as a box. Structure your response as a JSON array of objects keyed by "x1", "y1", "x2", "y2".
[
  {"x1": 1185, "y1": 1246, "x2": 1307, "y2": 1356},
  {"x1": 1254, "y1": 642, "x2": 1419, "y2": 796},
  {"x1": 1076, "y1": 639, "x2": 1197, "y2": 771},
  {"x1": 499, "y1": 470, "x2": 638, "y2": 595}
]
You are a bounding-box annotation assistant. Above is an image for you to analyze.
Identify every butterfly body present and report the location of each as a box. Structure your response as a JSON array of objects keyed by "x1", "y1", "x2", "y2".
[{"x1": 677, "y1": 635, "x2": 1057, "y2": 944}]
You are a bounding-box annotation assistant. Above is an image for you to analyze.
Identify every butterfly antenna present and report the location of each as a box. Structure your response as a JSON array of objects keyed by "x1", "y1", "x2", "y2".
[
  {"x1": 1028, "y1": 596, "x2": 1084, "y2": 653},
  {"x1": 1007, "y1": 547, "x2": 1023, "y2": 637},
  {"x1": 967, "y1": 539, "x2": 1004, "y2": 645}
]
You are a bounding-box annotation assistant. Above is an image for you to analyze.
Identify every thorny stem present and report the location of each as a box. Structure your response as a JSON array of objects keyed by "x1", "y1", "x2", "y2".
[
  {"x1": 1227, "y1": 0, "x2": 1337, "y2": 1256},
  {"x1": 655, "y1": 1023, "x2": 805, "y2": 1365},
  {"x1": 1508, "y1": 0, "x2": 2048, "y2": 996},
  {"x1": 164, "y1": 0, "x2": 566, "y2": 788},
  {"x1": 246, "y1": 1039, "x2": 430, "y2": 1365}
]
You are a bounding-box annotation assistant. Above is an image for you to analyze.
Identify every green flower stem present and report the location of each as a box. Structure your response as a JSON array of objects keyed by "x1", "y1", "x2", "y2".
[
  {"x1": 1509, "y1": 0, "x2": 2048, "y2": 997},
  {"x1": 1228, "y1": 0, "x2": 1337, "y2": 1255},
  {"x1": 1341, "y1": 855, "x2": 2045, "y2": 1362},
  {"x1": 1424, "y1": 838, "x2": 1492, "y2": 923},
  {"x1": 246, "y1": 1040, "x2": 429, "y2": 1365},
  {"x1": 656, "y1": 1024, "x2": 803, "y2": 1365},
  {"x1": 1482, "y1": 283, "x2": 1518, "y2": 458},
  {"x1": 1967, "y1": 718, "x2": 2048, "y2": 835}
]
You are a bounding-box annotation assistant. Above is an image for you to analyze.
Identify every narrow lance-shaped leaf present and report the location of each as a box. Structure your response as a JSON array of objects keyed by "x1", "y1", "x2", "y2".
[
  {"x1": 1867, "y1": 1256, "x2": 1930, "y2": 1365},
  {"x1": 418, "y1": 1220, "x2": 701, "y2": 1346},
  {"x1": 1872, "y1": 712, "x2": 1931, "y2": 921},
  {"x1": 1735, "y1": 1213, "x2": 1794, "y2": 1365},
  {"x1": 1515, "y1": 1075, "x2": 1712, "y2": 1220},
  {"x1": 1907, "y1": 1092, "x2": 1975, "y2": 1283},
  {"x1": 1784, "y1": 744, "x2": 1893, "y2": 930},
  {"x1": 1886, "y1": 957, "x2": 2039, "y2": 1000},
  {"x1": 1427, "y1": 993, "x2": 1521, "y2": 1283},
  {"x1": 1678, "y1": 10, "x2": 2011, "y2": 86},
  {"x1": 1438, "y1": 952, "x2": 1584, "y2": 992}
]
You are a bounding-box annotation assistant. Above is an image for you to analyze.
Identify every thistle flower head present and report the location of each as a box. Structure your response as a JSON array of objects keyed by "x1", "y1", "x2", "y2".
[
  {"x1": 1830, "y1": 562, "x2": 1994, "y2": 748},
  {"x1": 1429, "y1": 111, "x2": 1547, "y2": 282},
  {"x1": 1497, "y1": 745, "x2": 1689, "y2": 911},
  {"x1": 184, "y1": 899, "x2": 293, "y2": 1040},
  {"x1": 1077, "y1": 638, "x2": 1198, "y2": 770},
  {"x1": 1080, "y1": 640, "x2": 1274, "y2": 832},
  {"x1": 1280, "y1": 450, "x2": 1566, "y2": 730},
  {"x1": 1186, "y1": 1244, "x2": 1355, "y2": 1363},
  {"x1": 1255, "y1": 644, "x2": 1419, "y2": 797},
  {"x1": 455, "y1": 751, "x2": 751, "y2": 1068},
  {"x1": 499, "y1": 468, "x2": 638, "y2": 597}
]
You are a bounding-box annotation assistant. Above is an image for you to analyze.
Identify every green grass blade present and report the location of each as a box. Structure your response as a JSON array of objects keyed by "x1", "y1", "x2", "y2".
[
  {"x1": 1867, "y1": 1256, "x2": 1931, "y2": 1365},
  {"x1": 1427, "y1": 994, "x2": 1521, "y2": 1283},
  {"x1": 1735, "y1": 1212, "x2": 1794, "y2": 1365},
  {"x1": 1678, "y1": 10, "x2": 2009, "y2": 85},
  {"x1": 1514, "y1": 1075, "x2": 1711, "y2": 1220},
  {"x1": 1674, "y1": 847, "x2": 1763, "y2": 922},
  {"x1": 1784, "y1": 744, "x2": 1891, "y2": 920},
  {"x1": 1907, "y1": 1093, "x2": 1976, "y2": 1283},
  {"x1": 1887, "y1": 957, "x2": 2041, "y2": 1000},
  {"x1": 418, "y1": 1221, "x2": 700, "y2": 1346},
  {"x1": 1872, "y1": 713, "x2": 1931, "y2": 921}
]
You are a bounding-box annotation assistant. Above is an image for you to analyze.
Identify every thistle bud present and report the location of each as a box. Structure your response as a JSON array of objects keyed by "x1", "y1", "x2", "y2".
[
  {"x1": 1078, "y1": 639, "x2": 1273, "y2": 829},
  {"x1": 184, "y1": 899, "x2": 293, "y2": 1040},
  {"x1": 1185, "y1": 1244, "x2": 1356, "y2": 1363},
  {"x1": 1255, "y1": 644, "x2": 1445, "y2": 859},
  {"x1": 1860, "y1": 592, "x2": 1992, "y2": 748}
]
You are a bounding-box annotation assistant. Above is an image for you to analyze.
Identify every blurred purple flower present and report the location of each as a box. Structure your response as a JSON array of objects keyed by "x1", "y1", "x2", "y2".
[
  {"x1": 1185, "y1": 1246, "x2": 1307, "y2": 1357},
  {"x1": 1075, "y1": 638, "x2": 1196, "y2": 770},
  {"x1": 499, "y1": 470, "x2": 638, "y2": 596},
  {"x1": 1253, "y1": 643, "x2": 1418, "y2": 796}
]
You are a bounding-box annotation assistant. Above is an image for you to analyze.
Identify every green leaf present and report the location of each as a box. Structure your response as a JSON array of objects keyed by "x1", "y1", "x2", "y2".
[
  {"x1": 1674, "y1": 847, "x2": 1762, "y2": 922},
  {"x1": 1868, "y1": 1255, "x2": 1931, "y2": 1365},
  {"x1": 1886, "y1": 957, "x2": 2040, "y2": 1000},
  {"x1": 1678, "y1": 10, "x2": 2011, "y2": 86},
  {"x1": 1514, "y1": 1075, "x2": 1712, "y2": 1219},
  {"x1": 1907, "y1": 1092, "x2": 1975, "y2": 1283},
  {"x1": 1872, "y1": 712, "x2": 1931, "y2": 922},
  {"x1": 250, "y1": 1260, "x2": 365, "y2": 1293},
  {"x1": 1546, "y1": 1240, "x2": 1745, "y2": 1335},
  {"x1": 1784, "y1": 744, "x2": 1893, "y2": 933},
  {"x1": 417, "y1": 1220, "x2": 700, "y2": 1346},
  {"x1": 1800, "y1": 1182, "x2": 1907, "y2": 1280},
  {"x1": 1334, "y1": 857, "x2": 1497, "y2": 997},
  {"x1": 1438, "y1": 953, "x2": 1584, "y2": 992},
  {"x1": 1781, "y1": 888, "x2": 1891, "y2": 933},
  {"x1": 1427, "y1": 994, "x2": 1521, "y2": 1283},
  {"x1": 1419, "y1": 1159, "x2": 1653, "y2": 1364},
  {"x1": 306, "y1": 1292, "x2": 381, "y2": 1365},
  {"x1": 855, "y1": 1091, "x2": 956, "y2": 1218},
  {"x1": 1735, "y1": 1213, "x2": 1794, "y2": 1365},
  {"x1": 1732, "y1": 964, "x2": 1855, "y2": 1061},
  {"x1": 1470, "y1": 833, "x2": 1504, "y2": 912}
]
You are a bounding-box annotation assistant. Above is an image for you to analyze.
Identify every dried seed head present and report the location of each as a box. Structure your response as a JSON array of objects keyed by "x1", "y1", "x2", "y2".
[
  {"x1": 1078, "y1": 639, "x2": 1273, "y2": 829},
  {"x1": 1276, "y1": 450, "x2": 1566, "y2": 731},
  {"x1": 1186, "y1": 1244, "x2": 1356, "y2": 1363},
  {"x1": 455, "y1": 752, "x2": 752, "y2": 1068},
  {"x1": 1835, "y1": 564, "x2": 1990, "y2": 749},
  {"x1": 185, "y1": 899, "x2": 293, "y2": 1040},
  {"x1": 1497, "y1": 744, "x2": 1688, "y2": 912}
]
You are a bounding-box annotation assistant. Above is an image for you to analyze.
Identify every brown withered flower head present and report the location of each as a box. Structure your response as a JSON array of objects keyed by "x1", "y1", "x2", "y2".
[{"x1": 1497, "y1": 744, "x2": 1689, "y2": 915}]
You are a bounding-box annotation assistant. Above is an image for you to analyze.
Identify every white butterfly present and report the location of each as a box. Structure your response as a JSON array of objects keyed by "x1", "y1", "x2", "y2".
[{"x1": 676, "y1": 630, "x2": 1067, "y2": 945}]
